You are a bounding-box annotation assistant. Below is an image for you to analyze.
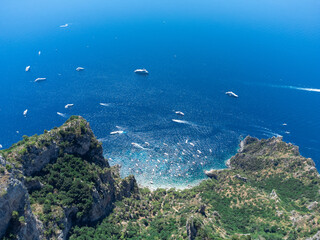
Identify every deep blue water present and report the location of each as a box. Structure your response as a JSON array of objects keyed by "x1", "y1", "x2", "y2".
[{"x1": 1, "y1": 0, "x2": 320, "y2": 188}]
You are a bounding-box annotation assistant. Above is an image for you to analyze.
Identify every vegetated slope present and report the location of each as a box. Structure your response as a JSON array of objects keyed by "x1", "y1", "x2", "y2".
[
  {"x1": 70, "y1": 137, "x2": 320, "y2": 240},
  {"x1": 0, "y1": 116, "x2": 138, "y2": 240}
]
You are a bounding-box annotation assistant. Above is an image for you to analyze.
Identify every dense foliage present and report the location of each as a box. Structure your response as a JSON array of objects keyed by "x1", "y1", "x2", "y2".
[{"x1": 29, "y1": 153, "x2": 98, "y2": 236}]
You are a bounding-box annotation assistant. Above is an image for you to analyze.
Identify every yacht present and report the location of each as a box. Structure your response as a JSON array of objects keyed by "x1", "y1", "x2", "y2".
[
  {"x1": 175, "y1": 111, "x2": 185, "y2": 116},
  {"x1": 225, "y1": 91, "x2": 239, "y2": 98},
  {"x1": 60, "y1": 23, "x2": 69, "y2": 28},
  {"x1": 23, "y1": 109, "x2": 28, "y2": 117},
  {"x1": 25, "y1": 66, "x2": 30, "y2": 72},
  {"x1": 134, "y1": 68, "x2": 149, "y2": 75},
  {"x1": 65, "y1": 104, "x2": 74, "y2": 109},
  {"x1": 34, "y1": 78, "x2": 46, "y2": 82},
  {"x1": 76, "y1": 67, "x2": 84, "y2": 71},
  {"x1": 131, "y1": 142, "x2": 144, "y2": 149},
  {"x1": 110, "y1": 130, "x2": 124, "y2": 135}
]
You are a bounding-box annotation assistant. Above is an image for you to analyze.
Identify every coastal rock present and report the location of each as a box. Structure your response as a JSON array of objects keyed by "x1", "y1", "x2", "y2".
[
  {"x1": 204, "y1": 169, "x2": 223, "y2": 179},
  {"x1": 0, "y1": 116, "x2": 138, "y2": 240},
  {"x1": 228, "y1": 136, "x2": 316, "y2": 174},
  {"x1": 15, "y1": 116, "x2": 108, "y2": 177}
]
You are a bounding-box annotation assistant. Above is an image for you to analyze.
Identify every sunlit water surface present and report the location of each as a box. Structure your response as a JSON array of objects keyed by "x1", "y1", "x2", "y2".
[{"x1": 0, "y1": 0, "x2": 320, "y2": 188}]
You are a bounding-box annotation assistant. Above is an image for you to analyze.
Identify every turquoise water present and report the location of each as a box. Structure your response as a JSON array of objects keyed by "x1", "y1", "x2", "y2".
[{"x1": 1, "y1": 0, "x2": 320, "y2": 188}]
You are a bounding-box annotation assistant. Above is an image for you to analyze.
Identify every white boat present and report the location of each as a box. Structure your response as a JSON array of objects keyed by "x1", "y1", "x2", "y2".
[
  {"x1": 38, "y1": 51, "x2": 41, "y2": 56},
  {"x1": 134, "y1": 68, "x2": 149, "y2": 75},
  {"x1": 225, "y1": 91, "x2": 239, "y2": 98},
  {"x1": 34, "y1": 78, "x2": 46, "y2": 82},
  {"x1": 0, "y1": 144, "x2": 2, "y2": 149},
  {"x1": 110, "y1": 130, "x2": 124, "y2": 135},
  {"x1": 175, "y1": 111, "x2": 185, "y2": 116},
  {"x1": 60, "y1": 23, "x2": 69, "y2": 28},
  {"x1": 131, "y1": 142, "x2": 144, "y2": 149},
  {"x1": 65, "y1": 104, "x2": 74, "y2": 109},
  {"x1": 76, "y1": 67, "x2": 85, "y2": 71},
  {"x1": 99, "y1": 103, "x2": 110, "y2": 107},
  {"x1": 23, "y1": 109, "x2": 28, "y2": 117},
  {"x1": 25, "y1": 66, "x2": 30, "y2": 72}
]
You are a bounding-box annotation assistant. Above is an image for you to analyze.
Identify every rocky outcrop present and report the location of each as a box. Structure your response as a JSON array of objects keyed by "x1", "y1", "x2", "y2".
[
  {"x1": 186, "y1": 216, "x2": 198, "y2": 240},
  {"x1": 12, "y1": 116, "x2": 108, "y2": 177},
  {"x1": 228, "y1": 136, "x2": 316, "y2": 174},
  {"x1": 0, "y1": 116, "x2": 138, "y2": 240},
  {"x1": 234, "y1": 174, "x2": 248, "y2": 182},
  {"x1": 307, "y1": 201, "x2": 318, "y2": 210},
  {"x1": 270, "y1": 189, "x2": 280, "y2": 202},
  {"x1": 0, "y1": 170, "x2": 41, "y2": 240},
  {"x1": 204, "y1": 169, "x2": 223, "y2": 179}
]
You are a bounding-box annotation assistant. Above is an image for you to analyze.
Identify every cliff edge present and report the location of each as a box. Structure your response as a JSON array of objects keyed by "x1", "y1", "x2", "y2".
[{"x1": 0, "y1": 116, "x2": 138, "y2": 240}]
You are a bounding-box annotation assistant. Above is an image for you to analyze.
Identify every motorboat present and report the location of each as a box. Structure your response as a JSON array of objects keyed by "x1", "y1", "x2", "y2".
[
  {"x1": 65, "y1": 104, "x2": 74, "y2": 109},
  {"x1": 34, "y1": 78, "x2": 46, "y2": 82},
  {"x1": 76, "y1": 67, "x2": 85, "y2": 71},
  {"x1": 225, "y1": 91, "x2": 239, "y2": 98},
  {"x1": 134, "y1": 68, "x2": 149, "y2": 75}
]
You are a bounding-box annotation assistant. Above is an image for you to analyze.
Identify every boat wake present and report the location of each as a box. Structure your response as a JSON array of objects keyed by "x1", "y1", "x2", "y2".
[
  {"x1": 172, "y1": 119, "x2": 195, "y2": 126},
  {"x1": 269, "y1": 84, "x2": 320, "y2": 93},
  {"x1": 57, "y1": 112, "x2": 67, "y2": 118},
  {"x1": 291, "y1": 87, "x2": 320, "y2": 93}
]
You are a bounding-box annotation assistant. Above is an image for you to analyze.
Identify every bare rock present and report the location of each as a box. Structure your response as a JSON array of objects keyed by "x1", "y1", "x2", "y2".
[
  {"x1": 186, "y1": 216, "x2": 198, "y2": 240},
  {"x1": 307, "y1": 201, "x2": 318, "y2": 210}
]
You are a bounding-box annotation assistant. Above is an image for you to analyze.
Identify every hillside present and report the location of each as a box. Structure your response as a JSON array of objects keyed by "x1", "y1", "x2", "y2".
[{"x1": 1, "y1": 116, "x2": 320, "y2": 240}]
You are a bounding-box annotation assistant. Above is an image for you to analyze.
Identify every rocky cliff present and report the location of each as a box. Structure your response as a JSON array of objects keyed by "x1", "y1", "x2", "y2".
[
  {"x1": 0, "y1": 116, "x2": 138, "y2": 240},
  {"x1": 1, "y1": 118, "x2": 320, "y2": 240}
]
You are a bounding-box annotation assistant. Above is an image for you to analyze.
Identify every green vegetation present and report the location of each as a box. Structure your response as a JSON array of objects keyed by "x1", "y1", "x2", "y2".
[
  {"x1": 68, "y1": 137, "x2": 320, "y2": 240},
  {"x1": 1, "y1": 118, "x2": 320, "y2": 240},
  {"x1": 29, "y1": 154, "x2": 98, "y2": 225}
]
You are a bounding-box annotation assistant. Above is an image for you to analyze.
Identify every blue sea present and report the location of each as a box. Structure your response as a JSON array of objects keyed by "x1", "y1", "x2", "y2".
[{"x1": 1, "y1": 0, "x2": 320, "y2": 188}]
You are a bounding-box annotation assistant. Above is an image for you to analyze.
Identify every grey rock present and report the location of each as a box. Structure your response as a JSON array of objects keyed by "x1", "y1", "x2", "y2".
[
  {"x1": 307, "y1": 201, "x2": 318, "y2": 210},
  {"x1": 186, "y1": 216, "x2": 198, "y2": 240},
  {"x1": 0, "y1": 172, "x2": 40, "y2": 240},
  {"x1": 234, "y1": 174, "x2": 248, "y2": 182}
]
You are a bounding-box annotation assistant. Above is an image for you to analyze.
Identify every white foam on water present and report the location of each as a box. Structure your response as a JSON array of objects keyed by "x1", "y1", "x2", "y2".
[
  {"x1": 57, "y1": 112, "x2": 67, "y2": 118},
  {"x1": 294, "y1": 87, "x2": 320, "y2": 93},
  {"x1": 269, "y1": 84, "x2": 320, "y2": 93}
]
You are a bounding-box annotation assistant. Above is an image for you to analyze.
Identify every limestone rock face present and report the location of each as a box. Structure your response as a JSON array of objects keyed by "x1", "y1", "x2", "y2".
[
  {"x1": 19, "y1": 144, "x2": 59, "y2": 176},
  {"x1": 0, "y1": 116, "x2": 138, "y2": 240},
  {"x1": 0, "y1": 170, "x2": 41, "y2": 240},
  {"x1": 186, "y1": 216, "x2": 198, "y2": 240},
  {"x1": 17, "y1": 116, "x2": 108, "y2": 177},
  {"x1": 204, "y1": 169, "x2": 223, "y2": 179}
]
